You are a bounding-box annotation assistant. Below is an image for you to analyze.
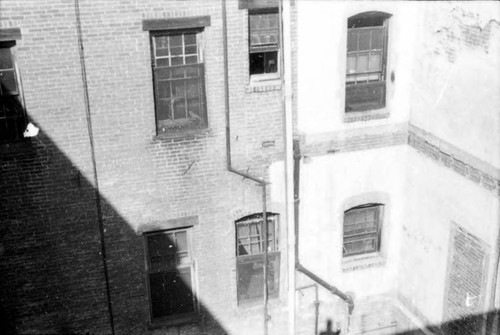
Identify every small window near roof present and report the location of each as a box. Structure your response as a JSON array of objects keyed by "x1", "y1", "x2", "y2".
[
  {"x1": 248, "y1": 9, "x2": 279, "y2": 79},
  {"x1": 236, "y1": 213, "x2": 280, "y2": 304},
  {"x1": 343, "y1": 204, "x2": 383, "y2": 257},
  {"x1": 145, "y1": 228, "x2": 196, "y2": 320},
  {"x1": 150, "y1": 30, "x2": 207, "y2": 134},
  {"x1": 345, "y1": 12, "x2": 391, "y2": 113},
  {"x1": 0, "y1": 41, "x2": 26, "y2": 142}
]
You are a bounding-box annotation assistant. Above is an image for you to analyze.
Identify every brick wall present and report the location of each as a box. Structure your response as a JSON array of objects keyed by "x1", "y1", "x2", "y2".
[{"x1": 0, "y1": 0, "x2": 287, "y2": 334}]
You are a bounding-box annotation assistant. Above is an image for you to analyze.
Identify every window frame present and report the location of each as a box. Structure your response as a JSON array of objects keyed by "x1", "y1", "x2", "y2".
[
  {"x1": 345, "y1": 12, "x2": 391, "y2": 113},
  {"x1": 0, "y1": 39, "x2": 27, "y2": 142},
  {"x1": 342, "y1": 203, "x2": 384, "y2": 258},
  {"x1": 144, "y1": 227, "x2": 197, "y2": 323},
  {"x1": 235, "y1": 213, "x2": 280, "y2": 305},
  {"x1": 248, "y1": 8, "x2": 281, "y2": 82},
  {"x1": 149, "y1": 28, "x2": 207, "y2": 136}
]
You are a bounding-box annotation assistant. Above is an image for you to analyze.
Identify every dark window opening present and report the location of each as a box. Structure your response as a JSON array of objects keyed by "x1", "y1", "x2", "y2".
[
  {"x1": 0, "y1": 41, "x2": 26, "y2": 142},
  {"x1": 345, "y1": 12, "x2": 390, "y2": 113},
  {"x1": 151, "y1": 30, "x2": 207, "y2": 134},
  {"x1": 236, "y1": 213, "x2": 280, "y2": 304},
  {"x1": 145, "y1": 229, "x2": 195, "y2": 320},
  {"x1": 248, "y1": 10, "x2": 279, "y2": 77},
  {"x1": 343, "y1": 204, "x2": 383, "y2": 257}
]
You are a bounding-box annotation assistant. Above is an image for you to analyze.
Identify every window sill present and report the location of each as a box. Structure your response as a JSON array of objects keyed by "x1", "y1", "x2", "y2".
[
  {"x1": 153, "y1": 127, "x2": 212, "y2": 141},
  {"x1": 342, "y1": 253, "x2": 386, "y2": 272},
  {"x1": 246, "y1": 78, "x2": 281, "y2": 93},
  {"x1": 343, "y1": 109, "x2": 389, "y2": 123},
  {"x1": 148, "y1": 312, "x2": 199, "y2": 329}
]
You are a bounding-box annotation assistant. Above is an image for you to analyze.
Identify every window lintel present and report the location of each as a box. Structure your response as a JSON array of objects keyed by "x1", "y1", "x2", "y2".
[
  {"x1": 142, "y1": 16, "x2": 210, "y2": 32},
  {"x1": 0, "y1": 28, "x2": 21, "y2": 42}
]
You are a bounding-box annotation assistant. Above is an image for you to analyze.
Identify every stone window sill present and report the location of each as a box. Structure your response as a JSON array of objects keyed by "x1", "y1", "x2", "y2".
[
  {"x1": 148, "y1": 312, "x2": 199, "y2": 329},
  {"x1": 343, "y1": 109, "x2": 389, "y2": 123},
  {"x1": 153, "y1": 127, "x2": 212, "y2": 141},
  {"x1": 342, "y1": 253, "x2": 386, "y2": 272},
  {"x1": 246, "y1": 78, "x2": 281, "y2": 93}
]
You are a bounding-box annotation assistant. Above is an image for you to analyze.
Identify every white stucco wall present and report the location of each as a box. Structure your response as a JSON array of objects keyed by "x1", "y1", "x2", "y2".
[
  {"x1": 410, "y1": 2, "x2": 500, "y2": 168},
  {"x1": 296, "y1": 1, "x2": 418, "y2": 134}
]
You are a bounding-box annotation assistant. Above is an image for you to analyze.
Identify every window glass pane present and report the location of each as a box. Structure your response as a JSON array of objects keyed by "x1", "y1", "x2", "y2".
[
  {"x1": 149, "y1": 270, "x2": 194, "y2": 318},
  {"x1": 184, "y1": 33, "x2": 196, "y2": 45},
  {"x1": 371, "y1": 28, "x2": 384, "y2": 49},
  {"x1": 249, "y1": 13, "x2": 279, "y2": 47},
  {"x1": 173, "y1": 99, "x2": 187, "y2": 119},
  {"x1": 170, "y1": 46, "x2": 183, "y2": 56},
  {"x1": 185, "y1": 45, "x2": 197, "y2": 55},
  {"x1": 0, "y1": 48, "x2": 13, "y2": 69},
  {"x1": 171, "y1": 57, "x2": 183, "y2": 66},
  {"x1": 156, "y1": 100, "x2": 171, "y2": 122},
  {"x1": 264, "y1": 51, "x2": 278, "y2": 74},
  {"x1": 346, "y1": 55, "x2": 357, "y2": 75},
  {"x1": 369, "y1": 52, "x2": 381, "y2": 72},
  {"x1": 237, "y1": 254, "x2": 280, "y2": 303},
  {"x1": 347, "y1": 30, "x2": 358, "y2": 52},
  {"x1": 156, "y1": 48, "x2": 169, "y2": 57},
  {"x1": 157, "y1": 81, "x2": 171, "y2": 99},
  {"x1": 169, "y1": 35, "x2": 182, "y2": 47},
  {"x1": 155, "y1": 36, "x2": 169, "y2": 49},
  {"x1": 356, "y1": 54, "x2": 369, "y2": 73},
  {"x1": 0, "y1": 70, "x2": 17, "y2": 95},
  {"x1": 175, "y1": 231, "x2": 187, "y2": 252},
  {"x1": 250, "y1": 52, "x2": 265, "y2": 75},
  {"x1": 148, "y1": 234, "x2": 176, "y2": 271},
  {"x1": 187, "y1": 98, "x2": 200, "y2": 118},
  {"x1": 358, "y1": 30, "x2": 371, "y2": 51},
  {"x1": 156, "y1": 58, "x2": 169, "y2": 67},
  {"x1": 172, "y1": 81, "x2": 186, "y2": 97}
]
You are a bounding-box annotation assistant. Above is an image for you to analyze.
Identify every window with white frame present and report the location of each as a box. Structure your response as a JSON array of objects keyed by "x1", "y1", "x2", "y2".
[
  {"x1": 345, "y1": 12, "x2": 391, "y2": 113},
  {"x1": 248, "y1": 9, "x2": 279, "y2": 79},
  {"x1": 343, "y1": 204, "x2": 383, "y2": 257},
  {"x1": 145, "y1": 228, "x2": 195, "y2": 320},
  {"x1": 235, "y1": 213, "x2": 280, "y2": 304}
]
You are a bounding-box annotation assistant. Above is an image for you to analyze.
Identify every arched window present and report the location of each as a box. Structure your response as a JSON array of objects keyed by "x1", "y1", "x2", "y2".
[
  {"x1": 345, "y1": 11, "x2": 391, "y2": 113},
  {"x1": 235, "y1": 213, "x2": 280, "y2": 304},
  {"x1": 343, "y1": 203, "x2": 384, "y2": 257}
]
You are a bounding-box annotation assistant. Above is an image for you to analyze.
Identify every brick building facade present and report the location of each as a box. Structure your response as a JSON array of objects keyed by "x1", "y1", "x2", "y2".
[{"x1": 1, "y1": 1, "x2": 499, "y2": 335}]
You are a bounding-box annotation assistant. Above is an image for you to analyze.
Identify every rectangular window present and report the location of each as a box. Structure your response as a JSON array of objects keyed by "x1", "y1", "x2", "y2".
[
  {"x1": 343, "y1": 204, "x2": 383, "y2": 257},
  {"x1": 345, "y1": 12, "x2": 389, "y2": 112},
  {"x1": 0, "y1": 41, "x2": 25, "y2": 141},
  {"x1": 248, "y1": 9, "x2": 279, "y2": 78},
  {"x1": 145, "y1": 229, "x2": 195, "y2": 320},
  {"x1": 151, "y1": 30, "x2": 206, "y2": 134},
  {"x1": 236, "y1": 214, "x2": 280, "y2": 304}
]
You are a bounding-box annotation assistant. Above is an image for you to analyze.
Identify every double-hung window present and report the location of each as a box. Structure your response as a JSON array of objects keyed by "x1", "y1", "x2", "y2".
[
  {"x1": 345, "y1": 12, "x2": 390, "y2": 113},
  {"x1": 248, "y1": 9, "x2": 279, "y2": 79},
  {"x1": 343, "y1": 204, "x2": 383, "y2": 257},
  {"x1": 145, "y1": 229, "x2": 196, "y2": 320},
  {"x1": 150, "y1": 30, "x2": 207, "y2": 134},
  {"x1": 0, "y1": 36, "x2": 25, "y2": 142},
  {"x1": 236, "y1": 213, "x2": 280, "y2": 304}
]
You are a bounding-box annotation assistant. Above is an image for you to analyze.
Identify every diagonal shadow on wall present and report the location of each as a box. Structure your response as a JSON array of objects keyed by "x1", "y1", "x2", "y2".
[{"x1": 0, "y1": 91, "x2": 228, "y2": 334}]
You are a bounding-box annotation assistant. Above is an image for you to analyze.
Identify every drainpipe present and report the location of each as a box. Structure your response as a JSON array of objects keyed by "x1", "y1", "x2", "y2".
[
  {"x1": 293, "y1": 140, "x2": 355, "y2": 328},
  {"x1": 279, "y1": 0, "x2": 296, "y2": 334},
  {"x1": 74, "y1": 1, "x2": 115, "y2": 334},
  {"x1": 221, "y1": 1, "x2": 269, "y2": 334}
]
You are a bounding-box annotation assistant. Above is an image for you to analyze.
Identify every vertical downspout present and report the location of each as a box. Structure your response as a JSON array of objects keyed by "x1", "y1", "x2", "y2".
[
  {"x1": 74, "y1": 1, "x2": 115, "y2": 334},
  {"x1": 279, "y1": 0, "x2": 296, "y2": 334},
  {"x1": 221, "y1": 1, "x2": 269, "y2": 334}
]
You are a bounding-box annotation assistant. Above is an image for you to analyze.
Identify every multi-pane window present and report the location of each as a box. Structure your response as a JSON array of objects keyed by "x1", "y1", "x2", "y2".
[
  {"x1": 0, "y1": 41, "x2": 25, "y2": 141},
  {"x1": 248, "y1": 10, "x2": 279, "y2": 77},
  {"x1": 236, "y1": 213, "x2": 280, "y2": 304},
  {"x1": 151, "y1": 30, "x2": 206, "y2": 134},
  {"x1": 343, "y1": 204, "x2": 383, "y2": 257},
  {"x1": 145, "y1": 229, "x2": 195, "y2": 319},
  {"x1": 345, "y1": 12, "x2": 390, "y2": 112}
]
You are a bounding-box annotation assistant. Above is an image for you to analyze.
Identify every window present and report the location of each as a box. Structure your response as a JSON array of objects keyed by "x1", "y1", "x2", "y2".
[
  {"x1": 236, "y1": 213, "x2": 280, "y2": 304},
  {"x1": 345, "y1": 12, "x2": 390, "y2": 113},
  {"x1": 0, "y1": 41, "x2": 26, "y2": 141},
  {"x1": 248, "y1": 9, "x2": 279, "y2": 78},
  {"x1": 145, "y1": 229, "x2": 195, "y2": 320},
  {"x1": 343, "y1": 204, "x2": 383, "y2": 257},
  {"x1": 151, "y1": 30, "x2": 207, "y2": 134}
]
